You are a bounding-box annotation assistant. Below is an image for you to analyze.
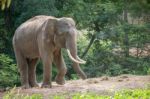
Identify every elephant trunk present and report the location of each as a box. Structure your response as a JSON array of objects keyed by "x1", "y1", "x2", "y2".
[{"x1": 66, "y1": 31, "x2": 87, "y2": 79}]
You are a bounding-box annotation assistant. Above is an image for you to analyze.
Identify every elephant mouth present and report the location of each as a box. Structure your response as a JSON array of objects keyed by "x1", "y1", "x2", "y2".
[{"x1": 66, "y1": 49, "x2": 86, "y2": 64}]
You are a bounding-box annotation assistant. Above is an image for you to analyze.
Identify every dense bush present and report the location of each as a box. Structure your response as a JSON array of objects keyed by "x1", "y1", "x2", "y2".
[
  {"x1": 0, "y1": 54, "x2": 20, "y2": 87},
  {"x1": 80, "y1": 34, "x2": 150, "y2": 77}
]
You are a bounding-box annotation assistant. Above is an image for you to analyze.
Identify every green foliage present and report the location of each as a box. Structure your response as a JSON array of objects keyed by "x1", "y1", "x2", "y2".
[
  {"x1": 52, "y1": 89, "x2": 150, "y2": 99},
  {"x1": 71, "y1": 93, "x2": 110, "y2": 99},
  {"x1": 147, "y1": 68, "x2": 150, "y2": 75},
  {"x1": 15, "y1": 0, "x2": 59, "y2": 27},
  {"x1": 0, "y1": 54, "x2": 20, "y2": 87},
  {"x1": 114, "y1": 89, "x2": 150, "y2": 99}
]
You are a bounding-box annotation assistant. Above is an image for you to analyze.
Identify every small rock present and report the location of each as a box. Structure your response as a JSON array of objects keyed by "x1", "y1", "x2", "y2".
[
  {"x1": 126, "y1": 78, "x2": 130, "y2": 81},
  {"x1": 93, "y1": 80, "x2": 99, "y2": 83},
  {"x1": 118, "y1": 79, "x2": 123, "y2": 82},
  {"x1": 120, "y1": 75, "x2": 129, "y2": 79},
  {"x1": 101, "y1": 76, "x2": 109, "y2": 81},
  {"x1": 6, "y1": 87, "x2": 11, "y2": 91}
]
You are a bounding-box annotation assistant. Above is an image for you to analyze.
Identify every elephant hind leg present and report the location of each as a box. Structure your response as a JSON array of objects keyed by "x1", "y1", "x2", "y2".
[
  {"x1": 27, "y1": 58, "x2": 39, "y2": 87},
  {"x1": 13, "y1": 47, "x2": 29, "y2": 88}
]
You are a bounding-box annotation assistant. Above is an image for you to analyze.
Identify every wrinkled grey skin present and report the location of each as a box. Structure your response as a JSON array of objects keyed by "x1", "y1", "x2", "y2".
[{"x1": 12, "y1": 15, "x2": 87, "y2": 89}]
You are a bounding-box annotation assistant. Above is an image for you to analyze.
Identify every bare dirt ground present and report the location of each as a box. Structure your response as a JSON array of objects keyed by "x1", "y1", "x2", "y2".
[{"x1": 0, "y1": 75, "x2": 150, "y2": 98}]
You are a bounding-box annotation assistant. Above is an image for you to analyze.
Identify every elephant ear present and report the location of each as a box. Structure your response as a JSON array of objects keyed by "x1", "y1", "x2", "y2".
[
  {"x1": 43, "y1": 17, "x2": 57, "y2": 44},
  {"x1": 44, "y1": 17, "x2": 57, "y2": 35}
]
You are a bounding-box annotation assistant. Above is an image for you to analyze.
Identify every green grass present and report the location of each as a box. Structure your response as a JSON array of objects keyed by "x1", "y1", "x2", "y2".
[
  {"x1": 3, "y1": 88, "x2": 150, "y2": 99},
  {"x1": 3, "y1": 87, "x2": 43, "y2": 99}
]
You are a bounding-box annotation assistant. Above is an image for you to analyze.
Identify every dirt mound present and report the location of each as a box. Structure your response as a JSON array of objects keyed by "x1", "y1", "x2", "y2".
[{"x1": 1, "y1": 75, "x2": 150, "y2": 98}]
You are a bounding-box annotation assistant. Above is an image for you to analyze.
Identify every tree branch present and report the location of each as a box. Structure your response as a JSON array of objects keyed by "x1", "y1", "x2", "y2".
[{"x1": 81, "y1": 34, "x2": 96, "y2": 58}]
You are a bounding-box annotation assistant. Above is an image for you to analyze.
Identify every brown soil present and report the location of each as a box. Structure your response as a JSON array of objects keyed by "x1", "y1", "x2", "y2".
[{"x1": 0, "y1": 75, "x2": 150, "y2": 99}]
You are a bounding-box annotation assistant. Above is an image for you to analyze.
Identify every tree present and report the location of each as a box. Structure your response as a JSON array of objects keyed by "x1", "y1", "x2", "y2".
[{"x1": 15, "y1": 0, "x2": 59, "y2": 27}]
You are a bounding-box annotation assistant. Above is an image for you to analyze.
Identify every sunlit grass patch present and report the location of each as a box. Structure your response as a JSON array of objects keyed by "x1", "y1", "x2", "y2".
[
  {"x1": 50, "y1": 89, "x2": 150, "y2": 99},
  {"x1": 50, "y1": 93, "x2": 111, "y2": 99},
  {"x1": 114, "y1": 89, "x2": 150, "y2": 99}
]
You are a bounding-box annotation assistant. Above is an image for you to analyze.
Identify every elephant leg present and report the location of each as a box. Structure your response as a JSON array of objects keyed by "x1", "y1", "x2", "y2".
[
  {"x1": 41, "y1": 52, "x2": 53, "y2": 88},
  {"x1": 27, "y1": 58, "x2": 39, "y2": 87},
  {"x1": 14, "y1": 48, "x2": 29, "y2": 88},
  {"x1": 54, "y1": 49, "x2": 67, "y2": 85}
]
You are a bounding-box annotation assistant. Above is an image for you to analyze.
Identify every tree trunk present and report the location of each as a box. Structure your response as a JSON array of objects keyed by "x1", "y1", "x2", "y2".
[
  {"x1": 4, "y1": 8, "x2": 13, "y2": 31},
  {"x1": 81, "y1": 20, "x2": 101, "y2": 58},
  {"x1": 123, "y1": 0, "x2": 129, "y2": 57}
]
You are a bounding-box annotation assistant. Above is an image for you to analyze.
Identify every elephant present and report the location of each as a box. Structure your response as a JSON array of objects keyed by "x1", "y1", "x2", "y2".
[{"x1": 12, "y1": 15, "x2": 87, "y2": 88}]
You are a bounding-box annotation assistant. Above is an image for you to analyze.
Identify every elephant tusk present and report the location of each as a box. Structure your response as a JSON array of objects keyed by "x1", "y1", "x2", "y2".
[
  {"x1": 77, "y1": 56, "x2": 86, "y2": 63},
  {"x1": 67, "y1": 49, "x2": 86, "y2": 64}
]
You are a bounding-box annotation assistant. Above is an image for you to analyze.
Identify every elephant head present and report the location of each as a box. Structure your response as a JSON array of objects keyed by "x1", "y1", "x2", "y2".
[
  {"x1": 55, "y1": 18, "x2": 86, "y2": 63},
  {"x1": 47, "y1": 17, "x2": 87, "y2": 79}
]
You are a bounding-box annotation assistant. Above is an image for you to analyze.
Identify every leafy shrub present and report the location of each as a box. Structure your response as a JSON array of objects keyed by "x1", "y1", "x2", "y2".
[
  {"x1": 106, "y1": 63, "x2": 123, "y2": 76},
  {"x1": 0, "y1": 54, "x2": 20, "y2": 87},
  {"x1": 147, "y1": 68, "x2": 150, "y2": 75},
  {"x1": 81, "y1": 38, "x2": 150, "y2": 77}
]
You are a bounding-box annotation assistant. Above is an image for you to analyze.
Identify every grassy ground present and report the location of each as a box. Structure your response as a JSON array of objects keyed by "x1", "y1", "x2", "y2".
[
  {"x1": 3, "y1": 88, "x2": 150, "y2": 99},
  {"x1": 1, "y1": 75, "x2": 150, "y2": 99}
]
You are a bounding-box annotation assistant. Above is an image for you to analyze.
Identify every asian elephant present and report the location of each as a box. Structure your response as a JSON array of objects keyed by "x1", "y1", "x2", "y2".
[{"x1": 12, "y1": 15, "x2": 87, "y2": 88}]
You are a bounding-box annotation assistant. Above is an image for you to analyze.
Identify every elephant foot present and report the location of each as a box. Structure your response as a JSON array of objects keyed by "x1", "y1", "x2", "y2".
[
  {"x1": 21, "y1": 84, "x2": 30, "y2": 89},
  {"x1": 79, "y1": 73, "x2": 87, "y2": 80},
  {"x1": 41, "y1": 83, "x2": 52, "y2": 88},
  {"x1": 30, "y1": 82, "x2": 39, "y2": 88},
  {"x1": 55, "y1": 77, "x2": 65, "y2": 85}
]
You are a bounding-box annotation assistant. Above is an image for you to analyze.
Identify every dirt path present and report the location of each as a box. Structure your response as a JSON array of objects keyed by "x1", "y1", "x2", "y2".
[{"x1": 1, "y1": 75, "x2": 150, "y2": 98}]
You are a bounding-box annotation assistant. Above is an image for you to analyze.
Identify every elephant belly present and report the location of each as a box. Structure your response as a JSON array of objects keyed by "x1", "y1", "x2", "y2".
[
  {"x1": 23, "y1": 47, "x2": 39, "y2": 58},
  {"x1": 14, "y1": 34, "x2": 40, "y2": 59},
  {"x1": 20, "y1": 41, "x2": 40, "y2": 58}
]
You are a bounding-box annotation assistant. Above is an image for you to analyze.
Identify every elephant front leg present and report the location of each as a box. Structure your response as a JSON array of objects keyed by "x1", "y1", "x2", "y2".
[
  {"x1": 54, "y1": 49, "x2": 67, "y2": 85},
  {"x1": 41, "y1": 54, "x2": 53, "y2": 88}
]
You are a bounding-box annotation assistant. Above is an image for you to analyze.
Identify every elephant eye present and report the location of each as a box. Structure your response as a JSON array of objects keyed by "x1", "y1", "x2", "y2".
[
  {"x1": 65, "y1": 23, "x2": 70, "y2": 27},
  {"x1": 63, "y1": 22, "x2": 67, "y2": 25},
  {"x1": 72, "y1": 23, "x2": 75, "y2": 27},
  {"x1": 57, "y1": 30, "x2": 67, "y2": 36}
]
